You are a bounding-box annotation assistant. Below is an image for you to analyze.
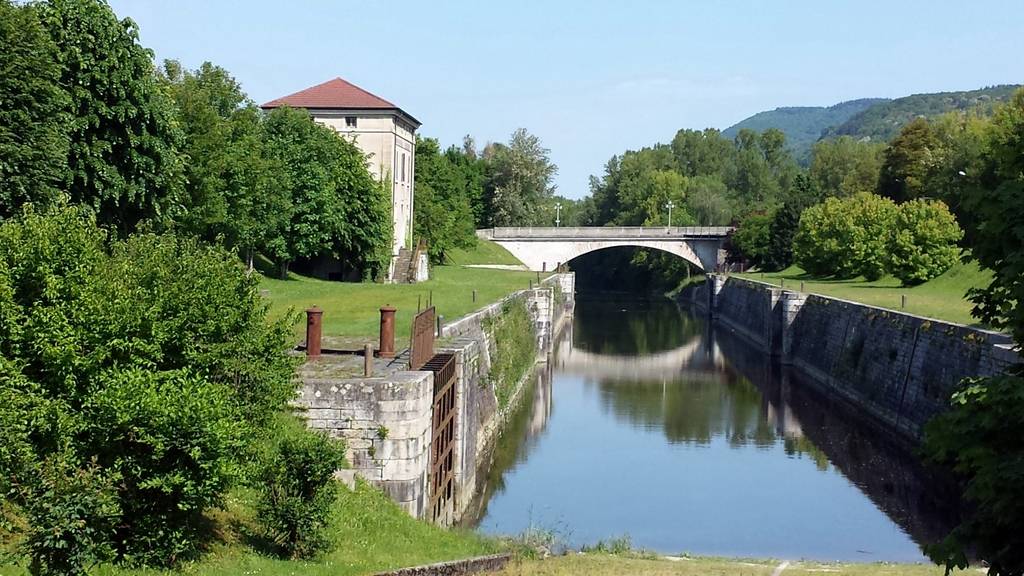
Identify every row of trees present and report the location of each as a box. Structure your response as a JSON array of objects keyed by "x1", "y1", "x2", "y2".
[
  {"x1": 413, "y1": 129, "x2": 559, "y2": 263},
  {"x1": 0, "y1": 0, "x2": 392, "y2": 280}
]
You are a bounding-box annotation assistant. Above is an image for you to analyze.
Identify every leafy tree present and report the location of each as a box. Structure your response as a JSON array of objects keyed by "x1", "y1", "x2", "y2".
[
  {"x1": 920, "y1": 89, "x2": 1024, "y2": 576},
  {"x1": 887, "y1": 199, "x2": 962, "y2": 285},
  {"x1": 731, "y1": 210, "x2": 775, "y2": 268},
  {"x1": 877, "y1": 118, "x2": 940, "y2": 203},
  {"x1": 484, "y1": 128, "x2": 557, "y2": 226},
  {"x1": 685, "y1": 175, "x2": 733, "y2": 225},
  {"x1": 38, "y1": 0, "x2": 182, "y2": 233},
  {"x1": 764, "y1": 175, "x2": 821, "y2": 270},
  {"x1": 263, "y1": 106, "x2": 390, "y2": 279},
  {"x1": 413, "y1": 136, "x2": 476, "y2": 263},
  {"x1": 671, "y1": 128, "x2": 735, "y2": 181},
  {"x1": 809, "y1": 136, "x2": 884, "y2": 198},
  {"x1": 161, "y1": 61, "x2": 288, "y2": 269},
  {"x1": 0, "y1": 0, "x2": 69, "y2": 218}
]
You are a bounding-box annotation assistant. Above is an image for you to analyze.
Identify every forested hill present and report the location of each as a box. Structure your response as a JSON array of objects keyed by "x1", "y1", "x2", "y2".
[
  {"x1": 723, "y1": 85, "x2": 1020, "y2": 164},
  {"x1": 722, "y1": 98, "x2": 886, "y2": 163},
  {"x1": 824, "y1": 84, "x2": 1021, "y2": 142}
]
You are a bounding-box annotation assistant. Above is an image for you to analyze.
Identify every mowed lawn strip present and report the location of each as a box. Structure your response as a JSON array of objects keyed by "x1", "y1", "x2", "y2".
[
  {"x1": 260, "y1": 240, "x2": 540, "y2": 343},
  {"x1": 735, "y1": 261, "x2": 992, "y2": 327},
  {"x1": 498, "y1": 553, "x2": 946, "y2": 576}
]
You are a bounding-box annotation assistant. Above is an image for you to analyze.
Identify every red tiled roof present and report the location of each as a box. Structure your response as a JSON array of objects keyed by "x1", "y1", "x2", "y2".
[{"x1": 262, "y1": 77, "x2": 398, "y2": 110}]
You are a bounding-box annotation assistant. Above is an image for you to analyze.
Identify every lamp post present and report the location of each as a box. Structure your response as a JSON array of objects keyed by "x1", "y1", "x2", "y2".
[
  {"x1": 554, "y1": 202, "x2": 562, "y2": 227},
  {"x1": 665, "y1": 201, "x2": 675, "y2": 228}
]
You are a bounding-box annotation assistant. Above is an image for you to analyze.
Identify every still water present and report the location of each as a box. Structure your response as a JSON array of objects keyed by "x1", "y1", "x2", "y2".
[{"x1": 472, "y1": 295, "x2": 959, "y2": 562}]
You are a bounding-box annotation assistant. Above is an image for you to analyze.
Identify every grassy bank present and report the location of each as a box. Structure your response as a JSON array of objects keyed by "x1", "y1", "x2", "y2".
[
  {"x1": 735, "y1": 261, "x2": 992, "y2": 326},
  {"x1": 260, "y1": 241, "x2": 540, "y2": 344},
  {"x1": 445, "y1": 240, "x2": 523, "y2": 266},
  {"x1": 2, "y1": 482, "x2": 497, "y2": 576},
  {"x1": 499, "y1": 552, "x2": 945, "y2": 576}
]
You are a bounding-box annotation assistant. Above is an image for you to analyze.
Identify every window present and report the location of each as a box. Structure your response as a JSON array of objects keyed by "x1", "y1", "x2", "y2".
[
  {"x1": 401, "y1": 153, "x2": 406, "y2": 183},
  {"x1": 345, "y1": 116, "x2": 357, "y2": 128}
]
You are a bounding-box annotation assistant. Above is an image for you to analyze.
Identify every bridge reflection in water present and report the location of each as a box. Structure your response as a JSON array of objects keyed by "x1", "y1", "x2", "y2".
[{"x1": 471, "y1": 295, "x2": 959, "y2": 562}]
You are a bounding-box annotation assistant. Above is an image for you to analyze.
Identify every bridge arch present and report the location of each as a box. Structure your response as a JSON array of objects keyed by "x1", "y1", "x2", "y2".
[{"x1": 554, "y1": 241, "x2": 706, "y2": 272}]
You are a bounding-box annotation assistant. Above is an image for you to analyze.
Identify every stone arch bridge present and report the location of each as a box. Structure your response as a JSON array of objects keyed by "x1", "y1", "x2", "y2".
[{"x1": 477, "y1": 226, "x2": 733, "y2": 272}]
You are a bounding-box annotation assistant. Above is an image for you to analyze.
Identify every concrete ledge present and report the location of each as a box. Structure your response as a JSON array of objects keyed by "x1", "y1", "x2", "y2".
[{"x1": 373, "y1": 553, "x2": 512, "y2": 576}]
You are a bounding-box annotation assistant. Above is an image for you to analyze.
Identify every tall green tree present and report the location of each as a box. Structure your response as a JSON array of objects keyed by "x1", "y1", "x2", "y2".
[
  {"x1": 161, "y1": 61, "x2": 288, "y2": 269},
  {"x1": 38, "y1": 0, "x2": 182, "y2": 233},
  {"x1": 877, "y1": 117, "x2": 940, "y2": 203},
  {"x1": 920, "y1": 89, "x2": 1024, "y2": 576},
  {"x1": 263, "y1": 106, "x2": 390, "y2": 279},
  {"x1": 484, "y1": 128, "x2": 557, "y2": 226},
  {"x1": 0, "y1": 0, "x2": 69, "y2": 217},
  {"x1": 809, "y1": 136, "x2": 885, "y2": 198},
  {"x1": 413, "y1": 136, "x2": 476, "y2": 263}
]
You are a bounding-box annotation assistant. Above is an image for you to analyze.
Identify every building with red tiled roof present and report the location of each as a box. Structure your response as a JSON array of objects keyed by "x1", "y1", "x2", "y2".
[{"x1": 262, "y1": 78, "x2": 420, "y2": 280}]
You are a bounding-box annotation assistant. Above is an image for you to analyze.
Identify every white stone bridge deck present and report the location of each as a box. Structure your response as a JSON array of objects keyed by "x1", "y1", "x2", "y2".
[{"x1": 477, "y1": 226, "x2": 733, "y2": 272}]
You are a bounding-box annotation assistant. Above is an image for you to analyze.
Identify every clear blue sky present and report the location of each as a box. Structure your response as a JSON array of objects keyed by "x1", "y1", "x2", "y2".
[{"x1": 109, "y1": 0, "x2": 1022, "y2": 199}]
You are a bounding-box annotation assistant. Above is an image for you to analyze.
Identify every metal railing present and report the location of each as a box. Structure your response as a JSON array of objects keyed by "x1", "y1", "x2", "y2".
[{"x1": 479, "y1": 226, "x2": 733, "y2": 239}]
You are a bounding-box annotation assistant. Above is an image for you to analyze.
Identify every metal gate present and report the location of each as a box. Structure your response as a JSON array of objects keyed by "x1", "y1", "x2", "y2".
[{"x1": 424, "y1": 352, "x2": 457, "y2": 521}]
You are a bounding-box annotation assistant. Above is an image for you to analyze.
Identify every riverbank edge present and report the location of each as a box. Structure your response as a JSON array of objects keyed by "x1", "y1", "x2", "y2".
[{"x1": 679, "y1": 274, "x2": 1018, "y2": 443}]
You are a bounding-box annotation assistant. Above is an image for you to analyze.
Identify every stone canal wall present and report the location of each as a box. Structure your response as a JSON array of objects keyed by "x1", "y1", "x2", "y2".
[
  {"x1": 294, "y1": 273, "x2": 574, "y2": 522},
  {"x1": 681, "y1": 275, "x2": 1018, "y2": 441}
]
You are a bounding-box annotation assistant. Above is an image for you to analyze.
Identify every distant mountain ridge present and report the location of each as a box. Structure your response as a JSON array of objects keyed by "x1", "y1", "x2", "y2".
[
  {"x1": 722, "y1": 98, "x2": 886, "y2": 163},
  {"x1": 722, "y1": 85, "x2": 1021, "y2": 164}
]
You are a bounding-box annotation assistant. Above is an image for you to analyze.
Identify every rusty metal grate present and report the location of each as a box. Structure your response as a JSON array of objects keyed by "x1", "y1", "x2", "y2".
[
  {"x1": 410, "y1": 306, "x2": 436, "y2": 370},
  {"x1": 425, "y1": 352, "x2": 457, "y2": 521}
]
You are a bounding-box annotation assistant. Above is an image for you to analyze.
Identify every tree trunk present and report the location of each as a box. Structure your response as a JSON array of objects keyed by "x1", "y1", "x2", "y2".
[
  {"x1": 279, "y1": 260, "x2": 289, "y2": 279},
  {"x1": 246, "y1": 249, "x2": 254, "y2": 275}
]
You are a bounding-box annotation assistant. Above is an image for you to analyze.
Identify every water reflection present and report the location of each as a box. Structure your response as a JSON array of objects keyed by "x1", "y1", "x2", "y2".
[{"x1": 472, "y1": 295, "x2": 959, "y2": 561}]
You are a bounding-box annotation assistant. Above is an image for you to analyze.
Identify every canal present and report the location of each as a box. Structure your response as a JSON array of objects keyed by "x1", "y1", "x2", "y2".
[{"x1": 470, "y1": 294, "x2": 960, "y2": 562}]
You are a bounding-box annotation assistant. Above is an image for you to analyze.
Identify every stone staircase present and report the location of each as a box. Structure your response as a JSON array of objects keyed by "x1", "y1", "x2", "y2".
[{"x1": 392, "y1": 248, "x2": 413, "y2": 283}]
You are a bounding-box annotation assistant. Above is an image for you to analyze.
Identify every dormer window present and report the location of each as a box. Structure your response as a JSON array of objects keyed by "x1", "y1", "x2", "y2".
[{"x1": 345, "y1": 116, "x2": 357, "y2": 128}]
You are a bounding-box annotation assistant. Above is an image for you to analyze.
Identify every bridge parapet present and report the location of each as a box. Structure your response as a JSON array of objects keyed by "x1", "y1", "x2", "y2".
[{"x1": 478, "y1": 226, "x2": 732, "y2": 240}]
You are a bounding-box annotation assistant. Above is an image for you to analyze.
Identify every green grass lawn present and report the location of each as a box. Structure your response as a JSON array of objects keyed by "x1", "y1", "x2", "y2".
[
  {"x1": 445, "y1": 239, "x2": 523, "y2": 266},
  {"x1": 260, "y1": 241, "x2": 537, "y2": 345},
  {"x1": 735, "y1": 260, "x2": 993, "y2": 327}
]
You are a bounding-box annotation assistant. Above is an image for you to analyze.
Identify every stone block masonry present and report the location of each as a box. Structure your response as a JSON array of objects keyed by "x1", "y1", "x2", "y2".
[
  {"x1": 681, "y1": 275, "x2": 1018, "y2": 441},
  {"x1": 295, "y1": 273, "x2": 575, "y2": 523}
]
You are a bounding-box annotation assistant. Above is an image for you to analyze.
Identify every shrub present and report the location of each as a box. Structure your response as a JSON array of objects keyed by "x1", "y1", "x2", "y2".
[
  {"x1": 22, "y1": 457, "x2": 119, "y2": 576},
  {"x1": 0, "y1": 204, "x2": 296, "y2": 568},
  {"x1": 257, "y1": 422, "x2": 346, "y2": 559},
  {"x1": 793, "y1": 192, "x2": 897, "y2": 279},
  {"x1": 888, "y1": 199, "x2": 963, "y2": 285},
  {"x1": 84, "y1": 368, "x2": 243, "y2": 565}
]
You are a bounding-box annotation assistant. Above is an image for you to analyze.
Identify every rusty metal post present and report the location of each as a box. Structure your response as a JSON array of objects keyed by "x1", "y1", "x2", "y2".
[
  {"x1": 437, "y1": 314, "x2": 444, "y2": 338},
  {"x1": 305, "y1": 307, "x2": 323, "y2": 358},
  {"x1": 364, "y1": 343, "x2": 373, "y2": 376},
  {"x1": 379, "y1": 306, "x2": 397, "y2": 358}
]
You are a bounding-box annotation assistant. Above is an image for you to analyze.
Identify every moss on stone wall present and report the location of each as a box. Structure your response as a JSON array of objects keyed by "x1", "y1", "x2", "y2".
[{"x1": 483, "y1": 297, "x2": 537, "y2": 409}]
